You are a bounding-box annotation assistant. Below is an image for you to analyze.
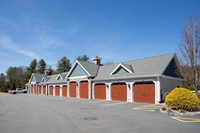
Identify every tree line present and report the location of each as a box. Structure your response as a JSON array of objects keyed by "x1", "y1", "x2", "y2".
[{"x1": 0, "y1": 55, "x2": 89, "y2": 92}]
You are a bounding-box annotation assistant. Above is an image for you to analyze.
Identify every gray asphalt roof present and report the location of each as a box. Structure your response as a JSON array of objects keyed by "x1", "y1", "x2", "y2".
[
  {"x1": 30, "y1": 53, "x2": 177, "y2": 84},
  {"x1": 93, "y1": 53, "x2": 175, "y2": 81},
  {"x1": 32, "y1": 73, "x2": 46, "y2": 82},
  {"x1": 37, "y1": 72, "x2": 68, "y2": 85},
  {"x1": 77, "y1": 61, "x2": 99, "y2": 77}
]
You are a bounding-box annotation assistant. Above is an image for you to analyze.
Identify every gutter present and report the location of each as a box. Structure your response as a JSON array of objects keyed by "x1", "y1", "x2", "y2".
[
  {"x1": 91, "y1": 74, "x2": 184, "y2": 82},
  {"x1": 91, "y1": 74, "x2": 161, "y2": 81}
]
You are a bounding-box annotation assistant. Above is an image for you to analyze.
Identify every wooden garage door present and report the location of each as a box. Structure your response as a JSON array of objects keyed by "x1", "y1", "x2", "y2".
[
  {"x1": 80, "y1": 81, "x2": 88, "y2": 99},
  {"x1": 133, "y1": 82, "x2": 155, "y2": 104},
  {"x1": 70, "y1": 82, "x2": 76, "y2": 97},
  {"x1": 43, "y1": 86, "x2": 46, "y2": 95},
  {"x1": 111, "y1": 83, "x2": 127, "y2": 101},
  {"x1": 49, "y1": 86, "x2": 54, "y2": 96},
  {"x1": 62, "y1": 85, "x2": 67, "y2": 97},
  {"x1": 39, "y1": 86, "x2": 42, "y2": 94},
  {"x1": 34, "y1": 84, "x2": 37, "y2": 94},
  {"x1": 31, "y1": 85, "x2": 33, "y2": 93},
  {"x1": 94, "y1": 83, "x2": 106, "y2": 100},
  {"x1": 55, "y1": 86, "x2": 60, "y2": 96}
]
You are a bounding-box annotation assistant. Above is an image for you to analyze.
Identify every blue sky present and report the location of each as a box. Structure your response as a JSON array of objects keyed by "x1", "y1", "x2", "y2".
[{"x1": 0, "y1": 0, "x2": 200, "y2": 74}]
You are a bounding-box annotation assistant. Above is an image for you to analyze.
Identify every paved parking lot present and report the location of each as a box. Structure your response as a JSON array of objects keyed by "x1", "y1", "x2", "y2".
[{"x1": 0, "y1": 93, "x2": 199, "y2": 133}]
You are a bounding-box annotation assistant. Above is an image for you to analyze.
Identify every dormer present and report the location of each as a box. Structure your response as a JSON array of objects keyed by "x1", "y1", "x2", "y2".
[{"x1": 110, "y1": 63, "x2": 133, "y2": 75}]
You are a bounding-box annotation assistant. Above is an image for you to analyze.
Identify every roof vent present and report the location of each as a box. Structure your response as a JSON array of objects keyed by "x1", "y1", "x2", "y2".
[{"x1": 92, "y1": 56, "x2": 102, "y2": 65}]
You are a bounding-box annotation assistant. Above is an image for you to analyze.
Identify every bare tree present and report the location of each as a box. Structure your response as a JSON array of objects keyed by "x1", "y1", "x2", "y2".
[{"x1": 178, "y1": 15, "x2": 200, "y2": 95}]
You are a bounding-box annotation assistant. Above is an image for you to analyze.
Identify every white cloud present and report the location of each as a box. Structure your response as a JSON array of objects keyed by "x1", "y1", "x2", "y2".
[
  {"x1": 38, "y1": 32, "x2": 64, "y2": 48},
  {"x1": 0, "y1": 35, "x2": 40, "y2": 59}
]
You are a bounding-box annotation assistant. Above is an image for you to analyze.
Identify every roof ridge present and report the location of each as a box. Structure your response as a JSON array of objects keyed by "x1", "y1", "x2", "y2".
[
  {"x1": 101, "y1": 53, "x2": 175, "y2": 67},
  {"x1": 78, "y1": 60, "x2": 98, "y2": 65}
]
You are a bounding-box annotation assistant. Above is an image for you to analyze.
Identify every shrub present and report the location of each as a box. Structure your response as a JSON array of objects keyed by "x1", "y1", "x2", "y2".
[
  {"x1": 163, "y1": 92, "x2": 169, "y2": 102},
  {"x1": 165, "y1": 88, "x2": 200, "y2": 111},
  {"x1": 197, "y1": 93, "x2": 200, "y2": 99}
]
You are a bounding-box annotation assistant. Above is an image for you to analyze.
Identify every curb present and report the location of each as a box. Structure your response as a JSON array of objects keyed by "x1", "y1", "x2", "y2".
[{"x1": 159, "y1": 108, "x2": 200, "y2": 117}]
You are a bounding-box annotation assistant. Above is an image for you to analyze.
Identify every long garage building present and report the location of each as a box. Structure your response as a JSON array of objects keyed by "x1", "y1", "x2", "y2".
[{"x1": 26, "y1": 53, "x2": 183, "y2": 104}]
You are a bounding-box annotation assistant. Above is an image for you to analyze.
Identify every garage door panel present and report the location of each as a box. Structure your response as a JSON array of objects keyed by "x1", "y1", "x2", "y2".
[
  {"x1": 55, "y1": 86, "x2": 60, "y2": 96},
  {"x1": 34, "y1": 85, "x2": 37, "y2": 94},
  {"x1": 134, "y1": 83, "x2": 155, "y2": 104},
  {"x1": 94, "y1": 84, "x2": 106, "y2": 100},
  {"x1": 111, "y1": 83, "x2": 127, "y2": 101},
  {"x1": 50, "y1": 86, "x2": 53, "y2": 96},
  {"x1": 39, "y1": 86, "x2": 42, "y2": 94},
  {"x1": 43, "y1": 86, "x2": 46, "y2": 95},
  {"x1": 80, "y1": 81, "x2": 88, "y2": 99},
  {"x1": 70, "y1": 82, "x2": 76, "y2": 97},
  {"x1": 62, "y1": 85, "x2": 67, "y2": 97}
]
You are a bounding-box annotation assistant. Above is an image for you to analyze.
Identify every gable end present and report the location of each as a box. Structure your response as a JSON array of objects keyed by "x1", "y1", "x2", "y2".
[
  {"x1": 163, "y1": 58, "x2": 180, "y2": 78},
  {"x1": 68, "y1": 63, "x2": 89, "y2": 77}
]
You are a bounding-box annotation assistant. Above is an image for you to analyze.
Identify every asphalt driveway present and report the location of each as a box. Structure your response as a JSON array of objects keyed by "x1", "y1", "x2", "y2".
[{"x1": 0, "y1": 93, "x2": 199, "y2": 133}]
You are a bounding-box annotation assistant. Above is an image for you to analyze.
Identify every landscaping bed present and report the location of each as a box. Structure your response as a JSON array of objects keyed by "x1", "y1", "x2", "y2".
[{"x1": 159, "y1": 106, "x2": 200, "y2": 116}]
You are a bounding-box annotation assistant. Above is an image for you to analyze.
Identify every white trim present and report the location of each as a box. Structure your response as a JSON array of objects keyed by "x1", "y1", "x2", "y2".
[
  {"x1": 29, "y1": 74, "x2": 36, "y2": 83},
  {"x1": 53, "y1": 85, "x2": 56, "y2": 96},
  {"x1": 56, "y1": 74, "x2": 63, "y2": 80},
  {"x1": 40, "y1": 77, "x2": 46, "y2": 82},
  {"x1": 68, "y1": 76, "x2": 88, "y2": 79},
  {"x1": 60, "y1": 85, "x2": 63, "y2": 96},
  {"x1": 66, "y1": 60, "x2": 91, "y2": 78},
  {"x1": 110, "y1": 63, "x2": 132, "y2": 75},
  {"x1": 160, "y1": 75, "x2": 183, "y2": 81}
]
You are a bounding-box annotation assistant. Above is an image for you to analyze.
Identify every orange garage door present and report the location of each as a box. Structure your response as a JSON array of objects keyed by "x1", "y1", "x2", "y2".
[
  {"x1": 111, "y1": 83, "x2": 127, "y2": 101},
  {"x1": 133, "y1": 82, "x2": 155, "y2": 104},
  {"x1": 55, "y1": 86, "x2": 60, "y2": 96},
  {"x1": 49, "y1": 86, "x2": 54, "y2": 96},
  {"x1": 94, "y1": 83, "x2": 106, "y2": 100},
  {"x1": 43, "y1": 86, "x2": 46, "y2": 95},
  {"x1": 39, "y1": 86, "x2": 41, "y2": 94},
  {"x1": 62, "y1": 85, "x2": 67, "y2": 97},
  {"x1": 70, "y1": 82, "x2": 76, "y2": 97},
  {"x1": 34, "y1": 84, "x2": 37, "y2": 94},
  {"x1": 80, "y1": 81, "x2": 88, "y2": 99}
]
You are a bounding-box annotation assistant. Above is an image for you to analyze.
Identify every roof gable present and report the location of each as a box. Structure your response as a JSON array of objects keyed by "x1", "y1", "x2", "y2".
[
  {"x1": 30, "y1": 75, "x2": 36, "y2": 82},
  {"x1": 56, "y1": 74, "x2": 63, "y2": 80},
  {"x1": 113, "y1": 66, "x2": 129, "y2": 74},
  {"x1": 41, "y1": 77, "x2": 46, "y2": 82},
  {"x1": 110, "y1": 63, "x2": 133, "y2": 75},
  {"x1": 163, "y1": 57, "x2": 180, "y2": 78},
  {"x1": 68, "y1": 62, "x2": 89, "y2": 78}
]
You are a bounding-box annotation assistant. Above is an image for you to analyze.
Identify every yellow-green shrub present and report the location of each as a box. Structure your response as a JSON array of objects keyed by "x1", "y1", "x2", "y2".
[{"x1": 165, "y1": 88, "x2": 200, "y2": 111}]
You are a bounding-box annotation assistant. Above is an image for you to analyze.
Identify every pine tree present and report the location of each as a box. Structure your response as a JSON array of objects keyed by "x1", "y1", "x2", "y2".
[
  {"x1": 75, "y1": 54, "x2": 89, "y2": 62},
  {"x1": 56, "y1": 56, "x2": 71, "y2": 73},
  {"x1": 37, "y1": 59, "x2": 46, "y2": 74},
  {"x1": 27, "y1": 59, "x2": 37, "y2": 73}
]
